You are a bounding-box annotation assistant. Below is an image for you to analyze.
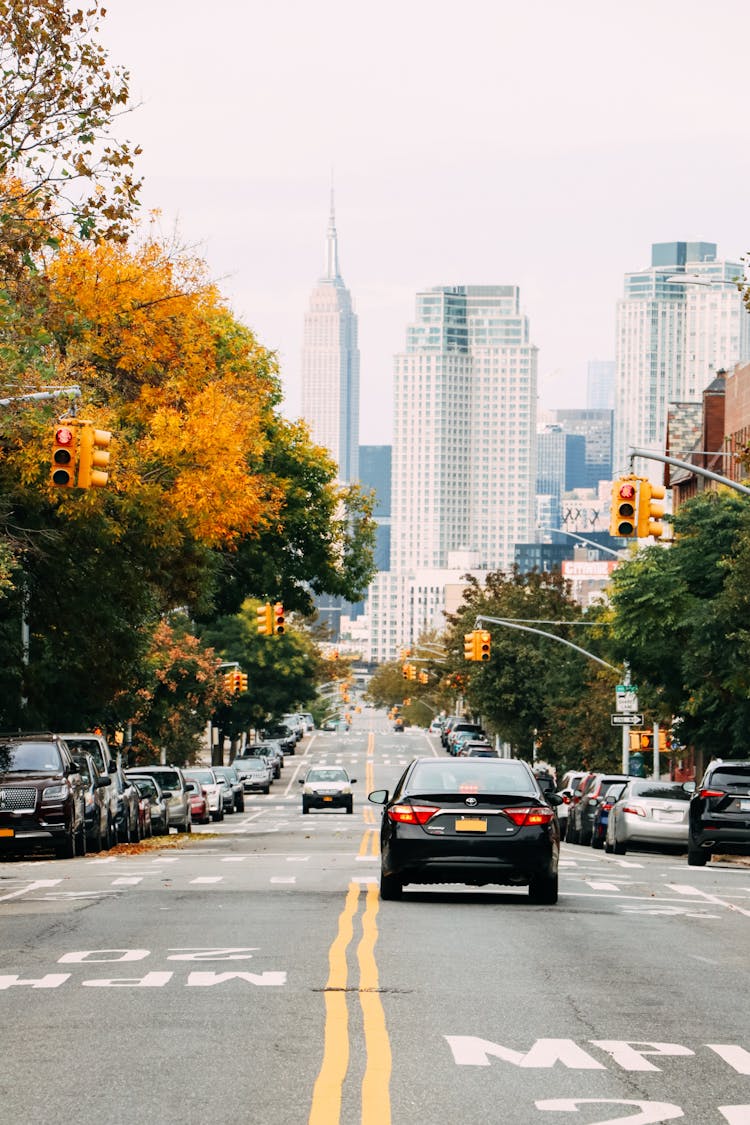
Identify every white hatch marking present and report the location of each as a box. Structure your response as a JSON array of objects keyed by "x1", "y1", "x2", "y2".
[
  {"x1": 190, "y1": 877, "x2": 223, "y2": 884},
  {"x1": 0, "y1": 879, "x2": 62, "y2": 901},
  {"x1": 111, "y1": 877, "x2": 143, "y2": 886},
  {"x1": 586, "y1": 880, "x2": 620, "y2": 891},
  {"x1": 270, "y1": 877, "x2": 296, "y2": 884}
]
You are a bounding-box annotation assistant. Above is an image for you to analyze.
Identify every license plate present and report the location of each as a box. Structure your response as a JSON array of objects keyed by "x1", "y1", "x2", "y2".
[
  {"x1": 0, "y1": 828, "x2": 14, "y2": 837},
  {"x1": 654, "y1": 810, "x2": 681, "y2": 822},
  {"x1": 455, "y1": 818, "x2": 487, "y2": 833},
  {"x1": 323, "y1": 796, "x2": 333, "y2": 802},
  {"x1": 740, "y1": 800, "x2": 750, "y2": 811}
]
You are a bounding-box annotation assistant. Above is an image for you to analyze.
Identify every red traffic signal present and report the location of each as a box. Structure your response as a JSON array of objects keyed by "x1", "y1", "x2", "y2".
[
  {"x1": 610, "y1": 478, "x2": 637, "y2": 537},
  {"x1": 51, "y1": 424, "x2": 77, "y2": 487},
  {"x1": 273, "y1": 603, "x2": 285, "y2": 634}
]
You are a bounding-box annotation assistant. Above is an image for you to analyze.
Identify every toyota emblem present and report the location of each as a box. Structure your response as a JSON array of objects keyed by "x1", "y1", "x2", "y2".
[{"x1": 465, "y1": 796, "x2": 478, "y2": 807}]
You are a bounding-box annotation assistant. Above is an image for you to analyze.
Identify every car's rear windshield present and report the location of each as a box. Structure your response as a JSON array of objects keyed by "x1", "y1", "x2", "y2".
[
  {"x1": 234, "y1": 759, "x2": 265, "y2": 770},
  {"x1": 629, "y1": 782, "x2": 690, "y2": 801},
  {"x1": 132, "y1": 777, "x2": 157, "y2": 797},
  {"x1": 186, "y1": 769, "x2": 214, "y2": 783},
  {"x1": 307, "y1": 769, "x2": 347, "y2": 782},
  {"x1": 710, "y1": 767, "x2": 750, "y2": 788},
  {"x1": 0, "y1": 742, "x2": 63, "y2": 773},
  {"x1": 62, "y1": 737, "x2": 105, "y2": 771},
  {"x1": 134, "y1": 768, "x2": 181, "y2": 789},
  {"x1": 408, "y1": 761, "x2": 534, "y2": 795}
]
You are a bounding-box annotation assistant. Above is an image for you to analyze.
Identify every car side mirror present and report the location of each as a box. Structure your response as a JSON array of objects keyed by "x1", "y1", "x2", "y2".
[
  {"x1": 350, "y1": 779, "x2": 357, "y2": 785},
  {"x1": 682, "y1": 780, "x2": 696, "y2": 794},
  {"x1": 97, "y1": 776, "x2": 112, "y2": 788},
  {"x1": 298, "y1": 779, "x2": 304, "y2": 785},
  {"x1": 161, "y1": 789, "x2": 173, "y2": 798},
  {"x1": 547, "y1": 793, "x2": 563, "y2": 806},
  {"x1": 368, "y1": 789, "x2": 388, "y2": 805}
]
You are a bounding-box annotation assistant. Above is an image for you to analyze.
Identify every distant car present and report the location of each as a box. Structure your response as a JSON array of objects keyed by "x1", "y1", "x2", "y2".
[
  {"x1": 261, "y1": 724, "x2": 297, "y2": 756},
  {"x1": 590, "y1": 782, "x2": 627, "y2": 849},
  {"x1": 322, "y1": 718, "x2": 349, "y2": 732},
  {"x1": 446, "y1": 723, "x2": 485, "y2": 755},
  {"x1": 109, "y1": 766, "x2": 141, "y2": 844},
  {"x1": 185, "y1": 769, "x2": 225, "y2": 822},
  {"x1": 429, "y1": 719, "x2": 444, "y2": 735},
  {"x1": 185, "y1": 779, "x2": 210, "y2": 824},
  {"x1": 281, "y1": 714, "x2": 305, "y2": 741},
  {"x1": 567, "y1": 772, "x2": 630, "y2": 846},
  {"x1": 70, "y1": 751, "x2": 112, "y2": 852},
  {"x1": 257, "y1": 740, "x2": 284, "y2": 777},
  {"x1": 605, "y1": 778, "x2": 690, "y2": 855},
  {"x1": 369, "y1": 757, "x2": 562, "y2": 902},
  {"x1": 299, "y1": 767, "x2": 356, "y2": 814},
  {"x1": 211, "y1": 765, "x2": 245, "y2": 812},
  {"x1": 462, "y1": 744, "x2": 499, "y2": 758},
  {"x1": 133, "y1": 782, "x2": 153, "y2": 838},
  {"x1": 393, "y1": 718, "x2": 404, "y2": 733},
  {"x1": 126, "y1": 772, "x2": 168, "y2": 835},
  {"x1": 687, "y1": 760, "x2": 750, "y2": 866},
  {"x1": 232, "y1": 756, "x2": 273, "y2": 794},
  {"x1": 126, "y1": 766, "x2": 192, "y2": 834}
]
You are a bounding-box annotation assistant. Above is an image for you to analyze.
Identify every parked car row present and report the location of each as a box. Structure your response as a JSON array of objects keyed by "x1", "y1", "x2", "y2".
[
  {"x1": 0, "y1": 727, "x2": 295, "y2": 859},
  {"x1": 559, "y1": 759, "x2": 750, "y2": 864}
]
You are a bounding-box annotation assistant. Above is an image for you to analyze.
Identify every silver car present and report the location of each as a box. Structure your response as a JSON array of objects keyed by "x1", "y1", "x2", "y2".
[
  {"x1": 232, "y1": 757, "x2": 273, "y2": 794},
  {"x1": 605, "y1": 779, "x2": 691, "y2": 855}
]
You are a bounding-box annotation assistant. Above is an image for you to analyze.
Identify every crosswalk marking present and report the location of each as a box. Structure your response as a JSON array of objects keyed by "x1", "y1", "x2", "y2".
[
  {"x1": 586, "y1": 880, "x2": 620, "y2": 891},
  {"x1": 112, "y1": 877, "x2": 143, "y2": 886},
  {"x1": 270, "y1": 876, "x2": 296, "y2": 884},
  {"x1": 190, "y1": 876, "x2": 223, "y2": 884}
]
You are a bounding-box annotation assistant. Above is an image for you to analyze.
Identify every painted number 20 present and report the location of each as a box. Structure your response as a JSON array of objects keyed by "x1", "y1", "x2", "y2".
[{"x1": 536, "y1": 1099, "x2": 750, "y2": 1124}]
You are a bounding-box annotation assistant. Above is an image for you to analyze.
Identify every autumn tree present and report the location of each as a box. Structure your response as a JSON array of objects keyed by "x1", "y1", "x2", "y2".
[{"x1": 0, "y1": 1, "x2": 141, "y2": 245}]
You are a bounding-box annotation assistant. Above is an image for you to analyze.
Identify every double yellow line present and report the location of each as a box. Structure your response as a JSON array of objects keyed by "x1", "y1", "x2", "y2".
[{"x1": 309, "y1": 730, "x2": 391, "y2": 1124}]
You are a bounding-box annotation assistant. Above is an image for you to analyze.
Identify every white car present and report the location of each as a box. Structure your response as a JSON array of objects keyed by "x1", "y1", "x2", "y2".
[
  {"x1": 184, "y1": 769, "x2": 225, "y2": 821},
  {"x1": 299, "y1": 767, "x2": 356, "y2": 814}
]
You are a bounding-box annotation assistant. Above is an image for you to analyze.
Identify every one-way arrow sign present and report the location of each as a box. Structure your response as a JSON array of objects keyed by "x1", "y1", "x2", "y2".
[{"x1": 611, "y1": 713, "x2": 643, "y2": 726}]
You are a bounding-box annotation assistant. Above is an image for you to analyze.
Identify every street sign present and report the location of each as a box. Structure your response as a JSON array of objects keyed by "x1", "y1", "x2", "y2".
[
  {"x1": 615, "y1": 684, "x2": 639, "y2": 713},
  {"x1": 611, "y1": 713, "x2": 643, "y2": 726}
]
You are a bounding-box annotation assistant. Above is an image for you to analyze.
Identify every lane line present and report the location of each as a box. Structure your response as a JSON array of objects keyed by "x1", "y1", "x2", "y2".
[
  {"x1": 0, "y1": 878, "x2": 61, "y2": 902},
  {"x1": 358, "y1": 882, "x2": 392, "y2": 1125},
  {"x1": 308, "y1": 882, "x2": 359, "y2": 1125},
  {"x1": 668, "y1": 882, "x2": 750, "y2": 918}
]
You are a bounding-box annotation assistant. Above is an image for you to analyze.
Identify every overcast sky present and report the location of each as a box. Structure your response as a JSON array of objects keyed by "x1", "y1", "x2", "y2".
[{"x1": 101, "y1": 0, "x2": 750, "y2": 443}]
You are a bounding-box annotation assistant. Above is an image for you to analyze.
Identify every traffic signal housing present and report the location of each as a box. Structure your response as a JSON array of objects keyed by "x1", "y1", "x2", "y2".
[
  {"x1": 238, "y1": 671, "x2": 248, "y2": 693},
  {"x1": 77, "y1": 422, "x2": 112, "y2": 489},
  {"x1": 477, "y1": 630, "x2": 491, "y2": 661},
  {"x1": 273, "y1": 603, "x2": 285, "y2": 634},
  {"x1": 637, "y1": 480, "x2": 666, "y2": 539},
  {"x1": 610, "y1": 477, "x2": 637, "y2": 537},
  {"x1": 256, "y1": 603, "x2": 273, "y2": 635},
  {"x1": 464, "y1": 632, "x2": 476, "y2": 661},
  {"x1": 51, "y1": 422, "x2": 77, "y2": 487}
]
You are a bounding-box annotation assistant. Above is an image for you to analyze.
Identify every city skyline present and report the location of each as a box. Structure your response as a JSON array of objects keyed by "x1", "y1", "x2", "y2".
[{"x1": 98, "y1": 1, "x2": 750, "y2": 445}]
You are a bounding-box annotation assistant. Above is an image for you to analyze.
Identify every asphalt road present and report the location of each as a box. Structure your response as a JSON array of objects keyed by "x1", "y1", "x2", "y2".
[{"x1": 2, "y1": 713, "x2": 749, "y2": 1125}]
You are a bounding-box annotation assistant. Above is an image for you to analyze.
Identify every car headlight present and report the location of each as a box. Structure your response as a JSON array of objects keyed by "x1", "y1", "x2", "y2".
[{"x1": 42, "y1": 784, "x2": 69, "y2": 802}]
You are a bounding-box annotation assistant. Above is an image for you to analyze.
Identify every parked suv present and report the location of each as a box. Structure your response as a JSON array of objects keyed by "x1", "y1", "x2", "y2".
[
  {"x1": 0, "y1": 733, "x2": 87, "y2": 858},
  {"x1": 568, "y1": 772, "x2": 630, "y2": 845},
  {"x1": 688, "y1": 760, "x2": 750, "y2": 866},
  {"x1": 126, "y1": 766, "x2": 192, "y2": 833}
]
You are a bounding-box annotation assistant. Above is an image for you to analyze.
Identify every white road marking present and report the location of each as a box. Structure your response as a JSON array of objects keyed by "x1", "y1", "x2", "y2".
[
  {"x1": 355, "y1": 856, "x2": 379, "y2": 862},
  {"x1": 668, "y1": 883, "x2": 750, "y2": 918},
  {"x1": 352, "y1": 875, "x2": 378, "y2": 884},
  {"x1": 111, "y1": 877, "x2": 143, "y2": 886},
  {"x1": 610, "y1": 859, "x2": 644, "y2": 868},
  {"x1": 587, "y1": 880, "x2": 620, "y2": 891},
  {"x1": 152, "y1": 857, "x2": 180, "y2": 864},
  {"x1": 0, "y1": 879, "x2": 61, "y2": 902},
  {"x1": 220, "y1": 857, "x2": 247, "y2": 862},
  {"x1": 286, "y1": 856, "x2": 310, "y2": 862},
  {"x1": 87, "y1": 857, "x2": 118, "y2": 865},
  {"x1": 190, "y1": 877, "x2": 223, "y2": 884},
  {"x1": 270, "y1": 877, "x2": 296, "y2": 884}
]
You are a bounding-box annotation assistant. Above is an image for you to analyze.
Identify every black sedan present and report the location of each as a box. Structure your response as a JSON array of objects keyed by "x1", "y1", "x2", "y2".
[
  {"x1": 688, "y1": 759, "x2": 750, "y2": 865},
  {"x1": 369, "y1": 757, "x2": 561, "y2": 903}
]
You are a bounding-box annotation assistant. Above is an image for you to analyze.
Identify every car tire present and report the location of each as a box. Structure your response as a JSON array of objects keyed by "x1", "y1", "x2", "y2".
[
  {"x1": 236, "y1": 796, "x2": 245, "y2": 812},
  {"x1": 91, "y1": 820, "x2": 103, "y2": 853},
  {"x1": 211, "y1": 811, "x2": 221, "y2": 822},
  {"x1": 346, "y1": 799, "x2": 353, "y2": 814},
  {"x1": 591, "y1": 833, "x2": 604, "y2": 850},
  {"x1": 528, "y1": 872, "x2": 558, "y2": 905},
  {"x1": 379, "y1": 870, "x2": 403, "y2": 900},
  {"x1": 579, "y1": 829, "x2": 592, "y2": 847},
  {"x1": 613, "y1": 839, "x2": 627, "y2": 855},
  {"x1": 263, "y1": 785, "x2": 270, "y2": 794},
  {"x1": 604, "y1": 837, "x2": 614, "y2": 854},
  {"x1": 688, "y1": 844, "x2": 709, "y2": 866},
  {"x1": 302, "y1": 799, "x2": 310, "y2": 814},
  {"x1": 55, "y1": 826, "x2": 76, "y2": 859},
  {"x1": 567, "y1": 824, "x2": 580, "y2": 845}
]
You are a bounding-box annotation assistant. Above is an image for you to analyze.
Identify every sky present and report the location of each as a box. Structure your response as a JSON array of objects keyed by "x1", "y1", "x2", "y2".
[{"x1": 100, "y1": 0, "x2": 750, "y2": 443}]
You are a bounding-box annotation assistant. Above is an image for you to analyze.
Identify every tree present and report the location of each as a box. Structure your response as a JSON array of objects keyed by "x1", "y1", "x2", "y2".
[{"x1": 0, "y1": 1, "x2": 141, "y2": 245}]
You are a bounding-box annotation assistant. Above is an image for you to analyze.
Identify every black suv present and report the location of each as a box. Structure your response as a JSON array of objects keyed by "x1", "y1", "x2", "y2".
[
  {"x1": 0, "y1": 733, "x2": 87, "y2": 858},
  {"x1": 688, "y1": 760, "x2": 750, "y2": 866}
]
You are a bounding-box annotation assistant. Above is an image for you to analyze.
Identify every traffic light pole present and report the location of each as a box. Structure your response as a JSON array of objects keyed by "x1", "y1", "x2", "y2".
[{"x1": 629, "y1": 448, "x2": 750, "y2": 496}]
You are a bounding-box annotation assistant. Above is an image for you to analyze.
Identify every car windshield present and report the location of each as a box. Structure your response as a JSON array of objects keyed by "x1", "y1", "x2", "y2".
[
  {"x1": 213, "y1": 767, "x2": 237, "y2": 780},
  {"x1": 0, "y1": 741, "x2": 64, "y2": 773},
  {"x1": 407, "y1": 761, "x2": 534, "y2": 795},
  {"x1": 133, "y1": 777, "x2": 157, "y2": 798},
  {"x1": 629, "y1": 782, "x2": 690, "y2": 801},
  {"x1": 186, "y1": 770, "x2": 215, "y2": 784},
  {"x1": 133, "y1": 769, "x2": 181, "y2": 790},
  {"x1": 235, "y1": 759, "x2": 265, "y2": 770},
  {"x1": 307, "y1": 769, "x2": 348, "y2": 783},
  {"x1": 710, "y1": 767, "x2": 750, "y2": 788}
]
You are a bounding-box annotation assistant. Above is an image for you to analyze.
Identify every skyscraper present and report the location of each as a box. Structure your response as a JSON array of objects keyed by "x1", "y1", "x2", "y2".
[
  {"x1": 391, "y1": 285, "x2": 538, "y2": 573},
  {"x1": 614, "y1": 241, "x2": 750, "y2": 478},
  {"x1": 300, "y1": 196, "x2": 360, "y2": 482},
  {"x1": 367, "y1": 285, "x2": 538, "y2": 661}
]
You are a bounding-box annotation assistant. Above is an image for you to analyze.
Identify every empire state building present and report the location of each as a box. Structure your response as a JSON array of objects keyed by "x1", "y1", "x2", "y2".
[{"x1": 301, "y1": 197, "x2": 360, "y2": 483}]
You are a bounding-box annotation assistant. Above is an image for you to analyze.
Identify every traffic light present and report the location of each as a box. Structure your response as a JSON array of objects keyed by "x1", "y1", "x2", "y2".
[
  {"x1": 51, "y1": 422, "x2": 77, "y2": 487},
  {"x1": 222, "y1": 669, "x2": 235, "y2": 692},
  {"x1": 77, "y1": 422, "x2": 112, "y2": 489},
  {"x1": 273, "y1": 602, "x2": 285, "y2": 634},
  {"x1": 418, "y1": 670, "x2": 429, "y2": 684},
  {"x1": 639, "y1": 732, "x2": 654, "y2": 752},
  {"x1": 610, "y1": 477, "x2": 637, "y2": 537},
  {"x1": 407, "y1": 664, "x2": 417, "y2": 680},
  {"x1": 637, "y1": 480, "x2": 666, "y2": 539},
  {"x1": 478, "y1": 630, "x2": 491, "y2": 661},
  {"x1": 256, "y1": 603, "x2": 273, "y2": 635},
  {"x1": 238, "y1": 671, "x2": 248, "y2": 693},
  {"x1": 464, "y1": 632, "x2": 476, "y2": 661}
]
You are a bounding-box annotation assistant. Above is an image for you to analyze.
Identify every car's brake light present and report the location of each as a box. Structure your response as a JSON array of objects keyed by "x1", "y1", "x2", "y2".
[
  {"x1": 623, "y1": 804, "x2": 646, "y2": 817},
  {"x1": 503, "y1": 806, "x2": 555, "y2": 827},
  {"x1": 387, "y1": 803, "x2": 439, "y2": 825},
  {"x1": 698, "y1": 788, "x2": 725, "y2": 799},
  {"x1": 602, "y1": 802, "x2": 613, "y2": 811},
  {"x1": 562, "y1": 794, "x2": 571, "y2": 804}
]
